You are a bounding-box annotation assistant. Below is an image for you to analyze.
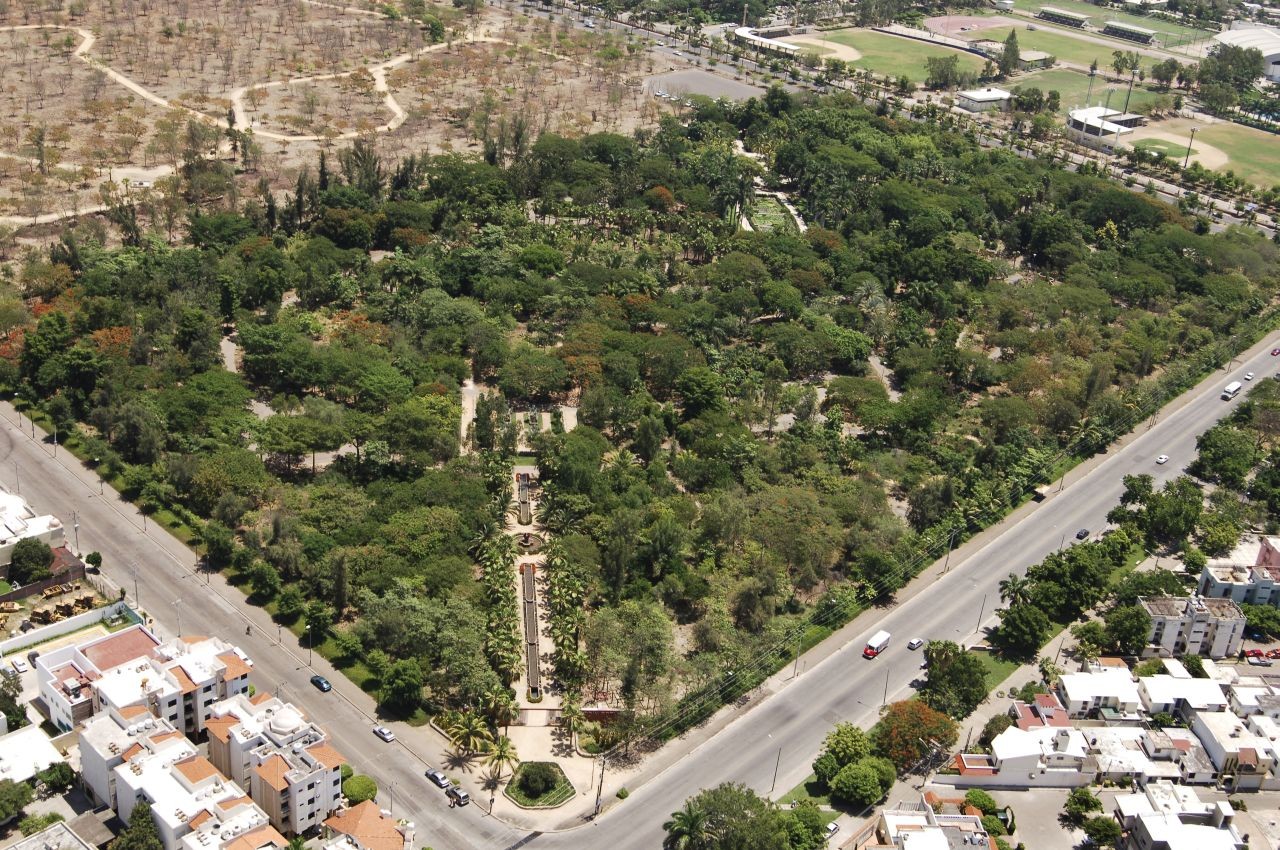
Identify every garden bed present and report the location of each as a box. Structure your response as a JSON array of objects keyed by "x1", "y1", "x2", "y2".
[{"x1": 503, "y1": 761, "x2": 575, "y2": 808}]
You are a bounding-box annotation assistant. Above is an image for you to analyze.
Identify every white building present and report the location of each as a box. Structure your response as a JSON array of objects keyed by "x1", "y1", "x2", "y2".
[
  {"x1": 990, "y1": 726, "x2": 1088, "y2": 774},
  {"x1": 861, "y1": 797, "x2": 996, "y2": 849},
  {"x1": 1141, "y1": 596, "x2": 1246, "y2": 659},
  {"x1": 1113, "y1": 781, "x2": 1246, "y2": 850},
  {"x1": 1215, "y1": 25, "x2": 1280, "y2": 82},
  {"x1": 1058, "y1": 669, "x2": 1142, "y2": 718},
  {"x1": 37, "y1": 625, "x2": 252, "y2": 734},
  {"x1": 0, "y1": 488, "x2": 65, "y2": 567},
  {"x1": 1199, "y1": 535, "x2": 1280, "y2": 606},
  {"x1": 1188, "y1": 710, "x2": 1279, "y2": 791},
  {"x1": 1065, "y1": 106, "x2": 1145, "y2": 151},
  {"x1": 205, "y1": 693, "x2": 346, "y2": 836},
  {"x1": 1139, "y1": 675, "x2": 1229, "y2": 718},
  {"x1": 80, "y1": 705, "x2": 193, "y2": 810},
  {"x1": 956, "y1": 87, "x2": 1012, "y2": 112},
  {"x1": 0, "y1": 724, "x2": 64, "y2": 783}
]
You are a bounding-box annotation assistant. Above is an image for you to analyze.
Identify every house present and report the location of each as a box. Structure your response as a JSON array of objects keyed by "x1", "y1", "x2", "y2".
[
  {"x1": 1088, "y1": 727, "x2": 1182, "y2": 783},
  {"x1": 1199, "y1": 535, "x2": 1280, "y2": 606},
  {"x1": 36, "y1": 625, "x2": 252, "y2": 734},
  {"x1": 322, "y1": 801, "x2": 412, "y2": 850},
  {"x1": 10, "y1": 821, "x2": 98, "y2": 850},
  {"x1": 1058, "y1": 669, "x2": 1141, "y2": 718},
  {"x1": 1140, "y1": 596, "x2": 1245, "y2": 659},
  {"x1": 854, "y1": 796, "x2": 997, "y2": 849},
  {"x1": 1138, "y1": 675, "x2": 1229, "y2": 718},
  {"x1": 0, "y1": 724, "x2": 64, "y2": 784},
  {"x1": 992, "y1": 727, "x2": 1088, "y2": 772},
  {"x1": 956, "y1": 87, "x2": 1012, "y2": 113},
  {"x1": 1010, "y1": 693, "x2": 1072, "y2": 730},
  {"x1": 1188, "y1": 710, "x2": 1279, "y2": 791},
  {"x1": 206, "y1": 692, "x2": 347, "y2": 836},
  {"x1": 0, "y1": 488, "x2": 65, "y2": 568},
  {"x1": 1113, "y1": 781, "x2": 1246, "y2": 850}
]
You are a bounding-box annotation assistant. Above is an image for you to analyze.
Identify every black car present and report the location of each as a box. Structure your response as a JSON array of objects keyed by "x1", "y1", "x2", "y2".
[
  {"x1": 310, "y1": 675, "x2": 332, "y2": 692},
  {"x1": 1075, "y1": 528, "x2": 1090, "y2": 540}
]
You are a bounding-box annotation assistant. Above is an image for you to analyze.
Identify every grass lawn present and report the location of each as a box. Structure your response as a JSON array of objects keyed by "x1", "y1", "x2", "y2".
[
  {"x1": 504, "y1": 762, "x2": 574, "y2": 808},
  {"x1": 1005, "y1": 0, "x2": 1215, "y2": 44},
  {"x1": 0, "y1": 580, "x2": 10, "y2": 594},
  {"x1": 971, "y1": 25, "x2": 1127, "y2": 70},
  {"x1": 824, "y1": 29, "x2": 986, "y2": 82},
  {"x1": 1194, "y1": 122, "x2": 1280, "y2": 188},
  {"x1": 749, "y1": 196, "x2": 799, "y2": 234},
  {"x1": 779, "y1": 774, "x2": 835, "y2": 808},
  {"x1": 1133, "y1": 138, "x2": 1195, "y2": 158},
  {"x1": 974, "y1": 650, "x2": 1022, "y2": 690},
  {"x1": 1016, "y1": 67, "x2": 1165, "y2": 114}
]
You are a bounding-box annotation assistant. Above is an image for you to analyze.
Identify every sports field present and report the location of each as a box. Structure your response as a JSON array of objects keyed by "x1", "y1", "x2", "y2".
[
  {"x1": 971, "y1": 25, "x2": 1151, "y2": 71},
  {"x1": 1132, "y1": 138, "x2": 1194, "y2": 158},
  {"x1": 1017, "y1": 67, "x2": 1167, "y2": 114},
  {"x1": 822, "y1": 29, "x2": 987, "y2": 81},
  {"x1": 1193, "y1": 122, "x2": 1280, "y2": 187},
  {"x1": 1005, "y1": 0, "x2": 1215, "y2": 47}
]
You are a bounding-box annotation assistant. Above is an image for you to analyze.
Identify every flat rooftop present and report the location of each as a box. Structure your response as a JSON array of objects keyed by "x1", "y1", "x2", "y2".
[{"x1": 81, "y1": 627, "x2": 160, "y2": 671}]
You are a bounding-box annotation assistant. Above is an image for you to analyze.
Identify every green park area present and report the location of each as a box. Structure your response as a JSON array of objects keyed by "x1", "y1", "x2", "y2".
[
  {"x1": 824, "y1": 29, "x2": 986, "y2": 81},
  {"x1": 1004, "y1": 0, "x2": 1215, "y2": 46},
  {"x1": 1017, "y1": 67, "x2": 1167, "y2": 114},
  {"x1": 1132, "y1": 137, "x2": 1194, "y2": 159},
  {"x1": 1194, "y1": 123, "x2": 1280, "y2": 187},
  {"x1": 972, "y1": 25, "x2": 1143, "y2": 70}
]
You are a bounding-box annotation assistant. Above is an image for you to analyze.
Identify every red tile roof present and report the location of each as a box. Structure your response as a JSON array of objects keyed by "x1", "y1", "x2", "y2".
[
  {"x1": 82, "y1": 628, "x2": 159, "y2": 671},
  {"x1": 324, "y1": 801, "x2": 403, "y2": 850}
]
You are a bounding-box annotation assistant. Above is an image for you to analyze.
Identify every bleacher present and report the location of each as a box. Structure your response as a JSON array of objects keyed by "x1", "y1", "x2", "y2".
[
  {"x1": 1102, "y1": 19, "x2": 1157, "y2": 43},
  {"x1": 1037, "y1": 6, "x2": 1090, "y2": 26}
]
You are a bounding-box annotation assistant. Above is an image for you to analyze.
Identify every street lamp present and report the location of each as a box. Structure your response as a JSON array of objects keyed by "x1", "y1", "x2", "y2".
[
  {"x1": 305, "y1": 624, "x2": 313, "y2": 666},
  {"x1": 72, "y1": 511, "x2": 80, "y2": 554},
  {"x1": 1183, "y1": 126, "x2": 1198, "y2": 170},
  {"x1": 171, "y1": 599, "x2": 182, "y2": 637}
]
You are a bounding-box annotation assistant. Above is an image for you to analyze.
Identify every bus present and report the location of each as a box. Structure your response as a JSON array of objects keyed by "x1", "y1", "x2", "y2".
[{"x1": 1222, "y1": 381, "x2": 1242, "y2": 399}]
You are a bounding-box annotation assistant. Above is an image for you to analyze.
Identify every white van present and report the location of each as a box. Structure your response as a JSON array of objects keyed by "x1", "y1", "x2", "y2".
[
  {"x1": 863, "y1": 630, "x2": 891, "y2": 658},
  {"x1": 1222, "y1": 381, "x2": 1242, "y2": 400}
]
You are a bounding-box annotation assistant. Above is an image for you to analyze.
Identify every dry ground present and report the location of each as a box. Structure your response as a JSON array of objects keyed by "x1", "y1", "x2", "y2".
[{"x1": 0, "y1": 1, "x2": 680, "y2": 226}]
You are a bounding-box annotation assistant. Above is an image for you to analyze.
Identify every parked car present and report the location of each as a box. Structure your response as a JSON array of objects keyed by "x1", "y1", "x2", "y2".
[
  {"x1": 1266, "y1": 648, "x2": 1280, "y2": 659},
  {"x1": 907, "y1": 638, "x2": 924, "y2": 650},
  {"x1": 826, "y1": 822, "x2": 840, "y2": 839},
  {"x1": 1248, "y1": 656, "x2": 1273, "y2": 666},
  {"x1": 310, "y1": 675, "x2": 332, "y2": 692},
  {"x1": 373, "y1": 726, "x2": 396, "y2": 743},
  {"x1": 1245, "y1": 649, "x2": 1264, "y2": 658},
  {"x1": 10, "y1": 659, "x2": 28, "y2": 674},
  {"x1": 425, "y1": 769, "x2": 451, "y2": 789},
  {"x1": 446, "y1": 787, "x2": 470, "y2": 806},
  {"x1": 1075, "y1": 528, "x2": 1090, "y2": 540}
]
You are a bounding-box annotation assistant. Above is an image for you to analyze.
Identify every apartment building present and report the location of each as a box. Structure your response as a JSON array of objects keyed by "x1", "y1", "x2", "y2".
[
  {"x1": 1199, "y1": 536, "x2": 1280, "y2": 606},
  {"x1": 206, "y1": 693, "x2": 347, "y2": 836},
  {"x1": 1140, "y1": 596, "x2": 1245, "y2": 659},
  {"x1": 853, "y1": 797, "x2": 997, "y2": 849},
  {"x1": 0, "y1": 488, "x2": 65, "y2": 567},
  {"x1": 37, "y1": 625, "x2": 252, "y2": 734}
]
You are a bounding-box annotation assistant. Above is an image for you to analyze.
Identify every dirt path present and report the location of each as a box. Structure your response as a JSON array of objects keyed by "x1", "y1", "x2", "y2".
[
  {"x1": 779, "y1": 33, "x2": 862, "y2": 61},
  {"x1": 1127, "y1": 128, "x2": 1229, "y2": 169}
]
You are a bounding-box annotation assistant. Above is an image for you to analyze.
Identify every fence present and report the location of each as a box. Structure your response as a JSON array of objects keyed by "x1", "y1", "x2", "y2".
[
  {"x1": 0, "y1": 562, "x2": 86, "y2": 604},
  {"x1": 0, "y1": 599, "x2": 136, "y2": 657}
]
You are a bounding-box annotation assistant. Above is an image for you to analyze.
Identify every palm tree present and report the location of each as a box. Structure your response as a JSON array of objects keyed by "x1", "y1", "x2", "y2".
[
  {"x1": 998, "y1": 573, "x2": 1032, "y2": 607},
  {"x1": 483, "y1": 735, "x2": 519, "y2": 780},
  {"x1": 482, "y1": 685, "x2": 518, "y2": 731},
  {"x1": 662, "y1": 801, "x2": 715, "y2": 850},
  {"x1": 559, "y1": 696, "x2": 585, "y2": 738},
  {"x1": 447, "y1": 711, "x2": 493, "y2": 756}
]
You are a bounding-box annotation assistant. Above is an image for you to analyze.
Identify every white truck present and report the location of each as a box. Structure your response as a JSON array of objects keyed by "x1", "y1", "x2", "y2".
[
  {"x1": 1222, "y1": 381, "x2": 1242, "y2": 400},
  {"x1": 863, "y1": 630, "x2": 891, "y2": 659}
]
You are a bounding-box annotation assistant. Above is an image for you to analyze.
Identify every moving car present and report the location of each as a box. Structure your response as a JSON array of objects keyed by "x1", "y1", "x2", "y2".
[
  {"x1": 1270, "y1": 348, "x2": 1279, "y2": 355},
  {"x1": 1245, "y1": 372, "x2": 1256, "y2": 381},
  {"x1": 310, "y1": 675, "x2": 332, "y2": 692},
  {"x1": 1156, "y1": 455, "x2": 1169, "y2": 465},
  {"x1": 446, "y1": 787, "x2": 471, "y2": 806},
  {"x1": 1075, "y1": 528, "x2": 1090, "y2": 540},
  {"x1": 907, "y1": 638, "x2": 924, "y2": 650},
  {"x1": 425, "y1": 769, "x2": 451, "y2": 789},
  {"x1": 373, "y1": 726, "x2": 396, "y2": 743}
]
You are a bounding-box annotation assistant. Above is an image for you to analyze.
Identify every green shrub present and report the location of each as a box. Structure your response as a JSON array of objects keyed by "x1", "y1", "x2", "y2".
[
  {"x1": 518, "y1": 763, "x2": 559, "y2": 799},
  {"x1": 981, "y1": 815, "x2": 1007, "y2": 836},
  {"x1": 964, "y1": 789, "x2": 999, "y2": 816},
  {"x1": 342, "y1": 775, "x2": 378, "y2": 804}
]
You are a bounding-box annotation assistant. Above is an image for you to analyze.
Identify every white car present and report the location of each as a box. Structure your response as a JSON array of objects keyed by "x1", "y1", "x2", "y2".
[
  {"x1": 10, "y1": 659, "x2": 27, "y2": 674},
  {"x1": 1245, "y1": 372, "x2": 1256, "y2": 380},
  {"x1": 907, "y1": 638, "x2": 924, "y2": 650},
  {"x1": 1156, "y1": 454, "x2": 1169, "y2": 465},
  {"x1": 372, "y1": 726, "x2": 396, "y2": 743},
  {"x1": 826, "y1": 821, "x2": 840, "y2": 840}
]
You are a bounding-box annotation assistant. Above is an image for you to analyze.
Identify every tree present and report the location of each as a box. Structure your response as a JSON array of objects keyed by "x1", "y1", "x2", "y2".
[
  {"x1": 378, "y1": 659, "x2": 424, "y2": 714},
  {"x1": 447, "y1": 711, "x2": 492, "y2": 755},
  {"x1": 1192, "y1": 424, "x2": 1259, "y2": 489},
  {"x1": 342, "y1": 775, "x2": 378, "y2": 804},
  {"x1": 829, "y1": 761, "x2": 884, "y2": 807},
  {"x1": 919, "y1": 641, "x2": 989, "y2": 719},
  {"x1": 0, "y1": 673, "x2": 27, "y2": 731},
  {"x1": 683, "y1": 783, "x2": 791, "y2": 850},
  {"x1": 925, "y1": 55, "x2": 962, "y2": 90},
  {"x1": 1063, "y1": 787, "x2": 1102, "y2": 826},
  {"x1": 36, "y1": 762, "x2": 75, "y2": 794},
  {"x1": 1103, "y1": 605, "x2": 1152, "y2": 655},
  {"x1": 518, "y1": 762, "x2": 559, "y2": 799},
  {"x1": 992, "y1": 604, "x2": 1052, "y2": 660},
  {"x1": 111, "y1": 803, "x2": 161, "y2": 850},
  {"x1": 1083, "y1": 815, "x2": 1122, "y2": 847},
  {"x1": 999, "y1": 30, "x2": 1020, "y2": 77},
  {"x1": 872, "y1": 701, "x2": 958, "y2": 771},
  {"x1": 998, "y1": 573, "x2": 1032, "y2": 607},
  {"x1": 663, "y1": 801, "x2": 715, "y2": 850},
  {"x1": 0, "y1": 779, "x2": 33, "y2": 826},
  {"x1": 821, "y1": 722, "x2": 872, "y2": 767},
  {"x1": 1243, "y1": 604, "x2": 1280, "y2": 638},
  {"x1": 385, "y1": 394, "x2": 460, "y2": 467},
  {"x1": 964, "y1": 789, "x2": 999, "y2": 816},
  {"x1": 979, "y1": 714, "x2": 1013, "y2": 748},
  {"x1": 9, "y1": 538, "x2": 54, "y2": 585}
]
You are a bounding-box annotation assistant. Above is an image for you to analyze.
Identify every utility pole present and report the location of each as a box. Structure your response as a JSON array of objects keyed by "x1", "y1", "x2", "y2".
[
  {"x1": 882, "y1": 667, "x2": 890, "y2": 706},
  {"x1": 770, "y1": 745, "x2": 782, "y2": 793},
  {"x1": 975, "y1": 593, "x2": 988, "y2": 634},
  {"x1": 1183, "y1": 126, "x2": 1198, "y2": 170},
  {"x1": 72, "y1": 511, "x2": 80, "y2": 554},
  {"x1": 594, "y1": 753, "x2": 607, "y2": 817},
  {"x1": 942, "y1": 527, "x2": 958, "y2": 573},
  {"x1": 791, "y1": 634, "x2": 801, "y2": 679}
]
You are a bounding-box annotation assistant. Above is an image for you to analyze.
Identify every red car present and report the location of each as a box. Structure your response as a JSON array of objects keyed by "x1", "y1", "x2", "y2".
[
  {"x1": 1267, "y1": 649, "x2": 1280, "y2": 659},
  {"x1": 1271, "y1": 348, "x2": 1280, "y2": 355},
  {"x1": 1245, "y1": 649, "x2": 1265, "y2": 657}
]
